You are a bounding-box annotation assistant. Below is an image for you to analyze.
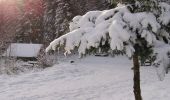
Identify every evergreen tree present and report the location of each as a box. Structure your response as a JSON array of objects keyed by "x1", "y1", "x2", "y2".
[
  {"x1": 46, "y1": 1, "x2": 170, "y2": 100},
  {"x1": 0, "y1": 0, "x2": 20, "y2": 54},
  {"x1": 43, "y1": 0, "x2": 78, "y2": 45},
  {"x1": 43, "y1": 0, "x2": 110, "y2": 45},
  {"x1": 15, "y1": 0, "x2": 44, "y2": 43}
]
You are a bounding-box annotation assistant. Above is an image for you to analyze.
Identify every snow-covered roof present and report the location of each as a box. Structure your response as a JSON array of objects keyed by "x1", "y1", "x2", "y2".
[{"x1": 3, "y1": 43, "x2": 43, "y2": 57}]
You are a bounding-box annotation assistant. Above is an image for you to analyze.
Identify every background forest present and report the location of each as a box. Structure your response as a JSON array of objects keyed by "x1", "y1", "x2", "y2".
[
  {"x1": 1, "y1": 0, "x2": 169, "y2": 51},
  {"x1": 0, "y1": 0, "x2": 110, "y2": 53}
]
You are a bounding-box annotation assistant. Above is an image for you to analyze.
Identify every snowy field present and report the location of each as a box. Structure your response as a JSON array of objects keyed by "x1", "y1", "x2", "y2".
[{"x1": 0, "y1": 56, "x2": 170, "y2": 100}]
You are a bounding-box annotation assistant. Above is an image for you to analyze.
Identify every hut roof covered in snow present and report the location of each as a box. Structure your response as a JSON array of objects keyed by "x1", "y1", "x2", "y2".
[{"x1": 3, "y1": 43, "x2": 43, "y2": 57}]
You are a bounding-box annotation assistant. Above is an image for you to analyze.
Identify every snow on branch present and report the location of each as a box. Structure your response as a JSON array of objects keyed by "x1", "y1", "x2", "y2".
[
  {"x1": 158, "y1": 2, "x2": 170, "y2": 25},
  {"x1": 46, "y1": 4, "x2": 167, "y2": 57},
  {"x1": 46, "y1": 2, "x2": 170, "y2": 80},
  {"x1": 153, "y1": 40, "x2": 170, "y2": 80}
]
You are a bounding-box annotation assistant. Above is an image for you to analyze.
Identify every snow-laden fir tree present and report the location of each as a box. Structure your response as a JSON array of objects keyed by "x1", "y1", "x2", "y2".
[
  {"x1": 104, "y1": 0, "x2": 170, "y2": 82},
  {"x1": 46, "y1": 1, "x2": 170, "y2": 100}
]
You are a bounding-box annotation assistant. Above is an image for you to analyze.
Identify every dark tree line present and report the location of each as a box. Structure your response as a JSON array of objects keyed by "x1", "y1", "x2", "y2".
[
  {"x1": 43, "y1": 0, "x2": 110, "y2": 45},
  {"x1": 1, "y1": 0, "x2": 170, "y2": 47},
  {"x1": 0, "y1": 0, "x2": 110, "y2": 48}
]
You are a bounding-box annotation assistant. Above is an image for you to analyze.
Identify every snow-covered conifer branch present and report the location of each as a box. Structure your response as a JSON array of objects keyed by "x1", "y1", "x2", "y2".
[{"x1": 46, "y1": 3, "x2": 170, "y2": 58}]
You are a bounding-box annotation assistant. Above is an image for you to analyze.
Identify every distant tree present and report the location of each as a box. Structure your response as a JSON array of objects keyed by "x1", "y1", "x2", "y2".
[
  {"x1": 46, "y1": 1, "x2": 170, "y2": 100},
  {"x1": 43, "y1": 0, "x2": 74, "y2": 45},
  {"x1": 43, "y1": 0, "x2": 110, "y2": 46},
  {"x1": 0, "y1": 0, "x2": 20, "y2": 54},
  {"x1": 15, "y1": 0, "x2": 44, "y2": 43}
]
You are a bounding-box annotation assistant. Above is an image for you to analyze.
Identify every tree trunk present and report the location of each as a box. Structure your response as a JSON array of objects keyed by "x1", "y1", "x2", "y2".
[{"x1": 133, "y1": 53, "x2": 142, "y2": 100}]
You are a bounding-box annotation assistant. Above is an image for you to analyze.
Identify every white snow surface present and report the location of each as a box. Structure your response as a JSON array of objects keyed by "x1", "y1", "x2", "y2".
[{"x1": 0, "y1": 56, "x2": 170, "y2": 100}]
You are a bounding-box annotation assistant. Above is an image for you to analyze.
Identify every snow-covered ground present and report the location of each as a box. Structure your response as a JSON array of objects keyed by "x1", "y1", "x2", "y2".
[{"x1": 0, "y1": 56, "x2": 170, "y2": 100}]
